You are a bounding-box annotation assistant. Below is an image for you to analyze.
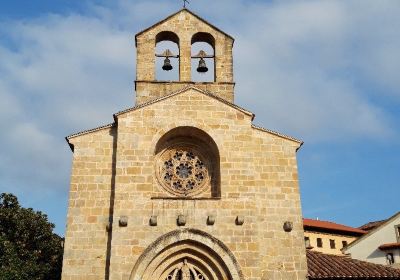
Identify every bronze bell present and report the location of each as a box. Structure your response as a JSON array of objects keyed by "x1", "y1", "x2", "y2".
[
  {"x1": 197, "y1": 58, "x2": 208, "y2": 73},
  {"x1": 162, "y1": 57, "x2": 173, "y2": 71}
]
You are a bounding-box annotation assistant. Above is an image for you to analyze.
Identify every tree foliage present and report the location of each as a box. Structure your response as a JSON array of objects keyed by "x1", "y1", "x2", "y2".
[{"x1": 0, "y1": 193, "x2": 63, "y2": 280}]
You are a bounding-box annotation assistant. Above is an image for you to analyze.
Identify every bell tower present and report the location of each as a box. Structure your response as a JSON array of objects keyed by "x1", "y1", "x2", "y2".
[{"x1": 134, "y1": 8, "x2": 235, "y2": 105}]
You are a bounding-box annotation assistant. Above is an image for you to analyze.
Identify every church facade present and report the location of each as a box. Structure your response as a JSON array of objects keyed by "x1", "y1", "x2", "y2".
[{"x1": 62, "y1": 9, "x2": 307, "y2": 280}]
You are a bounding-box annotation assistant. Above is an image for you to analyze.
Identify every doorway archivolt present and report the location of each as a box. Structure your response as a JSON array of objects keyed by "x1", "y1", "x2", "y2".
[{"x1": 129, "y1": 229, "x2": 243, "y2": 280}]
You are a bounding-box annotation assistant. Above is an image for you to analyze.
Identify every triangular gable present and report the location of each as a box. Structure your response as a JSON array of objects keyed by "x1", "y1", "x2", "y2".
[
  {"x1": 66, "y1": 86, "x2": 303, "y2": 147},
  {"x1": 66, "y1": 86, "x2": 252, "y2": 142},
  {"x1": 115, "y1": 86, "x2": 303, "y2": 145},
  {"x1": 135, "y1": 8, "x2": 234, "y2": 46},
  {"x1": 344, "y1": 211, "x2": 400, "y2": 251},
  {"x1": 114, "y1": 85, "x2": 253, "y2": 118}
]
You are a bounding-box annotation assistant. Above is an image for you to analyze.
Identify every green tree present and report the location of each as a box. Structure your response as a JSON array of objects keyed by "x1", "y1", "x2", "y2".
[{"x1": 0, "y1": 193, "x2": 63, "y2": 280}]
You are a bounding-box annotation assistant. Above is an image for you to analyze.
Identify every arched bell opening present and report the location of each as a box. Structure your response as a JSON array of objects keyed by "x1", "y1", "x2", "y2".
[
  {"x1": 129, "y1": 229, "x2": 244, "y2": 280},
  {"x1": 156, "y1": 31, "x2": 180, "y2": 81},
  {"x1": 191, "y1": 32, "x2": 215, "y2": 82},
  {"x1": 154, "y1": 126, "x2": 220, "y2": 198}
]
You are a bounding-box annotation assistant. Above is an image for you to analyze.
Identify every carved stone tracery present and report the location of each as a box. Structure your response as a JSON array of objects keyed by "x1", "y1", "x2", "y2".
[
  {"x1": 165, "y1": 259, "x2": 206, "y2": 280},
  {"x1": 157, "y1": 145, "x2": 210, "y2": 196}
]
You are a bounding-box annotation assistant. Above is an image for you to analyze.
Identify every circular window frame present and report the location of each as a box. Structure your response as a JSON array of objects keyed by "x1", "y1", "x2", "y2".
[{"x1": 155, "y1": 143, "x2": 211, "y2": 197}]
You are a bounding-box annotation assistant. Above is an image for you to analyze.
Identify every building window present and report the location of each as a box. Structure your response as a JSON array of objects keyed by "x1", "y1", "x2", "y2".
[
  {"x1": 158, "y1": 147, "x2": 210, "y2": 196},
  {"x1": 317, "y1": 238, "x2": 323, "y2": 248},
  {"x1": 386, "y1": 253, "x2": 394, "y2": 265},
  {"x1": 330, "y1": 239, "x2": 336, "y2": 249},
  {"x1": 304, "y1": 236, "x2": 310, "y2": 247},
  {"x1": 395, "y1": 225, "x2": 400, "y2": 242},
  {"x1": 342, "y1": 240, "x2": 348, "y2": 248},
  {"x1": 155, "y1": 126, "x2": 221, "y2": 197}
]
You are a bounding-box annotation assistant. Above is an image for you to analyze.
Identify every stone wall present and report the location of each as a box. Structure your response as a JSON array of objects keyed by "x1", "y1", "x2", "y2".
[
  {"x1": 62, "y1": 127, "x2": 116, "y2": 280},
  {"x1": 62, "y1": 88, "x2": 307, "y2": 280},
  {"x1": 135, "y1": 81, "x2": 235, "y2": 104},
  {"x1": 107, "y1": 88, "x2": 307, "y2": 280},
  {"x1": 62, "y1": 8, "x2": 308, "y2": 280}
]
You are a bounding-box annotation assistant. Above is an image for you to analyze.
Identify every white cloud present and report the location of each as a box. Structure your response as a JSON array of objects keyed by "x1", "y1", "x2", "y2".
[
  {"x1": 0, "y1": 8, "x2": 135, "y2": 195},
  {"x1": 230, "y1": 0, "x2": 399, "y2": 141},
  {"x1": 0, "y1": 0, "x2": 399, "y2": 197}
]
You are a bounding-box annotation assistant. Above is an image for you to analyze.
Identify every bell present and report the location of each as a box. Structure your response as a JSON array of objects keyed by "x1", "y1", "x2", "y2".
[
  {"x1": 197, "y1": 58, "x2": 208, "y2": 73},
  {"x1": 162, "y1": 57, "x2": 173, "y2": 71}
]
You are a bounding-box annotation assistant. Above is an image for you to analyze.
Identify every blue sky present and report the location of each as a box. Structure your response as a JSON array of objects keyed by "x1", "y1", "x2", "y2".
[{"x1": 0, "y1": 0, "x2": 399, "y2": 235}]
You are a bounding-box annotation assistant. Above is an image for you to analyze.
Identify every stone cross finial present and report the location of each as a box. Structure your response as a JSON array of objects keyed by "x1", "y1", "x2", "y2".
[{"x1": 183, "y1": 0, "x2": 189, "y2": 8}]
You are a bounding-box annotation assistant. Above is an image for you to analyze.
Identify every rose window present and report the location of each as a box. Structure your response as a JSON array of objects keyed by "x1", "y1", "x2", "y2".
[{"x1": 157, "y1": 147, "x2": 210, "y2": 196}]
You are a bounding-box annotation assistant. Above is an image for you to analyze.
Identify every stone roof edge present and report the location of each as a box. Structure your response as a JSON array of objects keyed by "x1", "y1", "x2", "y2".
[
  {"x1": 343, "y1": 211, "x2": 400, "y2": 252},
  {"x1": 114, "y1": 86, "x2": 255, "y2": 119},
  {"x1": 134, "y1": 8, "x2": 234, "y2": 46},
  {"x1": 66, "y1": 123, "x2": 115, "y2": 140},
  {"x1": 251, "y1": 124, "x2": 304, "y2": 146}
]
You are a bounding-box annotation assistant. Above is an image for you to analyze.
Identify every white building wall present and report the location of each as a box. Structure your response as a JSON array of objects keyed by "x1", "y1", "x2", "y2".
[
  {"x1": 394, "y1": 250, "x2": 400, "y2": 268},
  {"x1": 345, "y1": 214, "x2": 400, "y2": 266}
]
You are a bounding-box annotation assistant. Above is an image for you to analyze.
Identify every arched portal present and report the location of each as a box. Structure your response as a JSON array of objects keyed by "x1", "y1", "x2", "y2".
[{"x1": 130, "y1": 229, "x2": 244, "y2": 280}]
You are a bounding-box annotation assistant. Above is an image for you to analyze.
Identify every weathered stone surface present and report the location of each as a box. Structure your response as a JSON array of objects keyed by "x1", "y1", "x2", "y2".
[
  {"x1": 135, "y1": 81, "x2": 235, "y2": 105},
  {"x1": 62, "y1": 8, "x2": 307, "y2": 280}
]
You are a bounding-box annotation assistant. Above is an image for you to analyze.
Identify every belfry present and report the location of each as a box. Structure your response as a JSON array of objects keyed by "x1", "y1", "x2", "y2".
[{"x1": 62, "y1": 8, "x2": 307, "y2": 280}]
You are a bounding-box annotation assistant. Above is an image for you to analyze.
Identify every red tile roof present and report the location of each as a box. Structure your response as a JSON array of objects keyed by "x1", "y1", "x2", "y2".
[
  {"x1": 307, "y1": 250, "x2": 400, "y2": 279},
  {"x1": 303, "y1": 218, "x2": 367, "y2": 236},
  {"x1": 359, "y1": 220, "x2": 388, "y2": 231},
  {"x1": 379, "y1": 243, "x2": 400, "y2": 250}
]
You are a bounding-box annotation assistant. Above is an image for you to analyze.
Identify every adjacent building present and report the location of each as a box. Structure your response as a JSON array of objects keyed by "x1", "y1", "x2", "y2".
[
  {"x1": 359, "y1": 219, "x2": 388, "y2": 232},
  {"x1": 303, "y1": 218, "x2": 366, "y2": 255},
  {"x1": 307, "y1": 249, "x2": 400, "y2": 280},
  {"x1": 343, "y1": 212, "x2": 400, "y2": 268}
]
